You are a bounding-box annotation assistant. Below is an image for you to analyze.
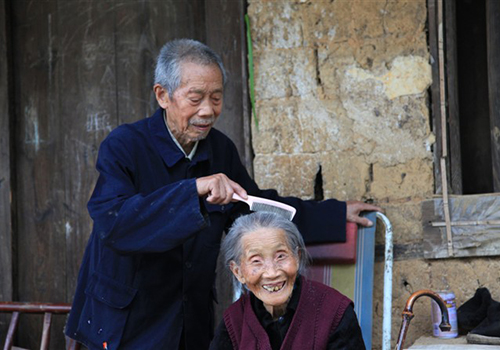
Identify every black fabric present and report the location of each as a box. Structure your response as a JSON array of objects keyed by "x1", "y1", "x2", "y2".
[
  {"x1": 458, "y1": 287, "x2": 492, "y2": 334},
  {"x1": 250, "y1": 277, "x2": 302, "y2": 350},
  {"x1": 210, "y1": 321, "x2": 233, "y2": 350},
  {"x1": 328, "y1": 306, "x2": 366, "y2": 350},
  {"x1": 470, "y1": 300, "x2": 500, "y2": 337},
  {"x1": 458, "y1": 287, "x2": 500, "y2": 339}
]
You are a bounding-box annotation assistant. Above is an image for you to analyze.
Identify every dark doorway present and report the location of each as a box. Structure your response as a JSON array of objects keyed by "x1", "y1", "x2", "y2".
[
  {"x1": 456, "y1": 0, "x2": 493, "y2": 194},
  {"x1": 429, "y1": 0, "x2": 500, "y2": 195}
]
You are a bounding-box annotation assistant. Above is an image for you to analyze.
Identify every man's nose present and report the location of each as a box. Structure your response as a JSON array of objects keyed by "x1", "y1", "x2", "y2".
[{"x1": 198, "y1": 99, "x2": 216, "y2": 117}]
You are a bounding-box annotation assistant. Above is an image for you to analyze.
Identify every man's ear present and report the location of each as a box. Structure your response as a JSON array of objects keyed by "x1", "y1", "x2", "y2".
[
  {"x1": 154, "y1": 84, "x2": 169, "y2": 109},
  {"x1": 230, "y1": 261, "x2": 246, "y2": 284}
]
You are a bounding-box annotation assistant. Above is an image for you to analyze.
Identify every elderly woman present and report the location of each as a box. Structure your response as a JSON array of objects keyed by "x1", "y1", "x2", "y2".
[{"x1": 210, "y1": 212, "x2": 366, "y2": 350}]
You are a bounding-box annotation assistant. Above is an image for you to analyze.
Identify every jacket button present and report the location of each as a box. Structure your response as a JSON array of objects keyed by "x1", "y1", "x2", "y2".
[
  {"x1": 87, "y1": 319, "x2": 91, "y2": 325},
  {"x1": 185, "y1": 261, "x2": 192, "y2": 269}
]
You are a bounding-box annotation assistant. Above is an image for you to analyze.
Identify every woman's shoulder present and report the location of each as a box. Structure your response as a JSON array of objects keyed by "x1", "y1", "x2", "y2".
[
  {"x1": 223, "y1": 293, "x2": 251, "y2": 320},
  {"x1": 302, "y1": 277, "x2": 353, "y2": 306}
]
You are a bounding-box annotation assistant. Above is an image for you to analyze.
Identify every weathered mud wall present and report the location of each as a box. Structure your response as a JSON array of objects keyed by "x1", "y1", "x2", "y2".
[{"x1": 247, "y1": 0, "x2": 500, "y2": 348}]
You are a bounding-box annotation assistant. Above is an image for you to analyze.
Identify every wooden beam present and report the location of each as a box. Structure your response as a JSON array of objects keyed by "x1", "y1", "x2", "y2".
[
  {"x1": 486, "y1": 0, "x2": 500, "y2": 192},
  {"x1": 427, "y1": 0, "x2": 443, "y2": 194},
  {"x1": 0, "y1": 0, "x2": 14, "y2": 341},
  {"x1": 422, "y1": 193, "x2": 500, "y2": 259},
  {"x1": 431, "y1": 220, "x2": 500, "y2": 227},
  {"x1": 375, "y1": 243, "x2": 424, "y2": 262},
  {"x1": 0, "y1": 0, "x2": 13, "y2": 303}
]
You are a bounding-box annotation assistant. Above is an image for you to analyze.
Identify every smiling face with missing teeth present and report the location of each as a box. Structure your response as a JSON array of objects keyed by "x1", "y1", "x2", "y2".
[{"x1": 230, "y1": 228, "x2": 299, "y2": 318}]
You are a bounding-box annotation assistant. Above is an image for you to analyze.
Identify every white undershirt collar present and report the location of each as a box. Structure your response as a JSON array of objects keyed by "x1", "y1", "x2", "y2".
[{"x1": 163, "y1": 110, "x2": 198, "y2": 161}]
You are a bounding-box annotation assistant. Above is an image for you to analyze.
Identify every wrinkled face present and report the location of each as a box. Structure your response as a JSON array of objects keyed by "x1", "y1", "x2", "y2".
[
  {"x1": 154, "y1": 62, "x2": 223, "y2": 153},
  {"x1": 230, "y1": 228, "x2": 299, "y2": 315}
]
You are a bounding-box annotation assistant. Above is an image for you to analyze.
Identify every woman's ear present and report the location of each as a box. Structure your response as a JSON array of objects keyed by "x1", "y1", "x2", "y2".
[
  {"x1": 230, "y1": 261, "x2": 246, "y2": 284},
  {"x1": 295, "y1": 247, "x2": 301, "y2": 261}
]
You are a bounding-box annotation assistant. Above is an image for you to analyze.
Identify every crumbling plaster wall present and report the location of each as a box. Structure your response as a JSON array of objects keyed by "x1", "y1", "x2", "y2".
[{"x1": 247, "y1": 0, "x2": 500, "y2": 348}]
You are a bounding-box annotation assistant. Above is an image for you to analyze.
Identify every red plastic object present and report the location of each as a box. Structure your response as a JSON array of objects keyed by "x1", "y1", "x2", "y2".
[{"x1": 306, "y1": 222, "x2": 357, "y2": 264}]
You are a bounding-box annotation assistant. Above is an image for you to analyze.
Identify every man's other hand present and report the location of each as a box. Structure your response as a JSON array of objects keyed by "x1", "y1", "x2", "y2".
[
  {"x1": 346, "y1": 200, "x2": 382, "y2": 227},
  {"x1": 196, "y1": 173, "x2": 247, "y2": 204}
]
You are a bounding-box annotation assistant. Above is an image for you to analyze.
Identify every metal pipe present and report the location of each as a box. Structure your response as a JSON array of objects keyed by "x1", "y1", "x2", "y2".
[
  {"x1": 395, "y1": 289, "x2": 451, "y2": 350},
  {"x1": 377, "y1": 212, "x2": 393, "y2": 350}
]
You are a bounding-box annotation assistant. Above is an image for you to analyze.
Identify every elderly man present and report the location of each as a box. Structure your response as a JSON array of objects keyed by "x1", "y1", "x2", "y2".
[{"x1": 65, "y1": 39, "x2": 380, "y2": 350}]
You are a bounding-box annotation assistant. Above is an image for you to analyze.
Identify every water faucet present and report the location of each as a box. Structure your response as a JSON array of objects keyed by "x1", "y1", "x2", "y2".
[{"x1": 395, "y1": 289, "x2": 451, "y2": 350}]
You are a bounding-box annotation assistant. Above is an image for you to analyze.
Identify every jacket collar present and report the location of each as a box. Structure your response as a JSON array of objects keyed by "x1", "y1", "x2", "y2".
[{"x1": 148, "y1": 108, "x2": 211, "y2": 167}]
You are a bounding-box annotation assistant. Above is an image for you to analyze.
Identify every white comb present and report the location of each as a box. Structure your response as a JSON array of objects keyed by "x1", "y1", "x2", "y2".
[{"x1": 232, "y1": 194, "x2": 297, "y2": 220}]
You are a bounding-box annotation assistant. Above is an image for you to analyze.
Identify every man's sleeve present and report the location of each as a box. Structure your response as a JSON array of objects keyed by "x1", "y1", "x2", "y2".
[{"x1": 88, "y1": 134, "x2": 208, "y2": 254}]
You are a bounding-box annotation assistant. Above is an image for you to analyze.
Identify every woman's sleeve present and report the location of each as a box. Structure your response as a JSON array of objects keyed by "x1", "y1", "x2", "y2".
[{"x1": 327, "y1": 304, "x2": 366, "y2": 350}]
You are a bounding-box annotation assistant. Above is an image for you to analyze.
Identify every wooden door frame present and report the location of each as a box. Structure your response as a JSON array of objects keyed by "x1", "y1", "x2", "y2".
[
  {"x1": 487, "y1": 0, "x2": 500, "y2": 192},
  {"x1": 0, "y1": 0, "x2": 13, "y2": 304},
  {"x1": 0, "y1": 0, "x2": 15, "y2": 342},
  {"x1": 427, "y1": 0, "x2": 462, "y2": 195}
]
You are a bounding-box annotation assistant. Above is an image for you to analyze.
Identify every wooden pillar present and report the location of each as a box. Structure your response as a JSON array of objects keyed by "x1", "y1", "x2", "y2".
[
  {"x1": 487, "y1": 0, "x2": 500, "y2": 192},
  {"x1": 0, "y1": 0, "x2": 14, "y2": 340},
  {"x1": 427, "y1": 0, "x2": 443, "y2": 194},
  {"x1": 444, "y1": 0, "x2": 462, "y2": 195},
  {"x1": 0, "y1": 0, "x2": 13, "y2": 302},
  {"x1": 428, "y1": 0, "x2": 463, "y2": 195}
]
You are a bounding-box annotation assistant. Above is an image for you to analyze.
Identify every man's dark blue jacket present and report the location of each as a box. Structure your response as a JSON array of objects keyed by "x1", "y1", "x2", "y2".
[{"x1": 65, "y1": 108, "x2": 346, "y2": 350}]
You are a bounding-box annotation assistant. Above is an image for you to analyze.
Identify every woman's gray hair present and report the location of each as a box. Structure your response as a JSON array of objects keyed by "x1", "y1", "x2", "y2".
[
  {"x1": 154, "y1": 39, "x2": 227, "y2": 98},
  {"x1": 221, "y1": 212, "x2": 311, "y2": 289}
]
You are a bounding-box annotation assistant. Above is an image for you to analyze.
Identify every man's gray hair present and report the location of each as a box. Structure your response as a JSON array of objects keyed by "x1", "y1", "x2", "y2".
[
  {"x1": 154, "y1": 39, "x2": 227, "y2": 98},
  {"x1": 221, "y1": 212, "x2": 311, "y2": 290}
]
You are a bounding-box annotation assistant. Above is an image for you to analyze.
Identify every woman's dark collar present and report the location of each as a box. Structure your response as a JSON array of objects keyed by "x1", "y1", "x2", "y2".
[{"x1": 250, "y1": 275, "x2": 302, "y2": 326}]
